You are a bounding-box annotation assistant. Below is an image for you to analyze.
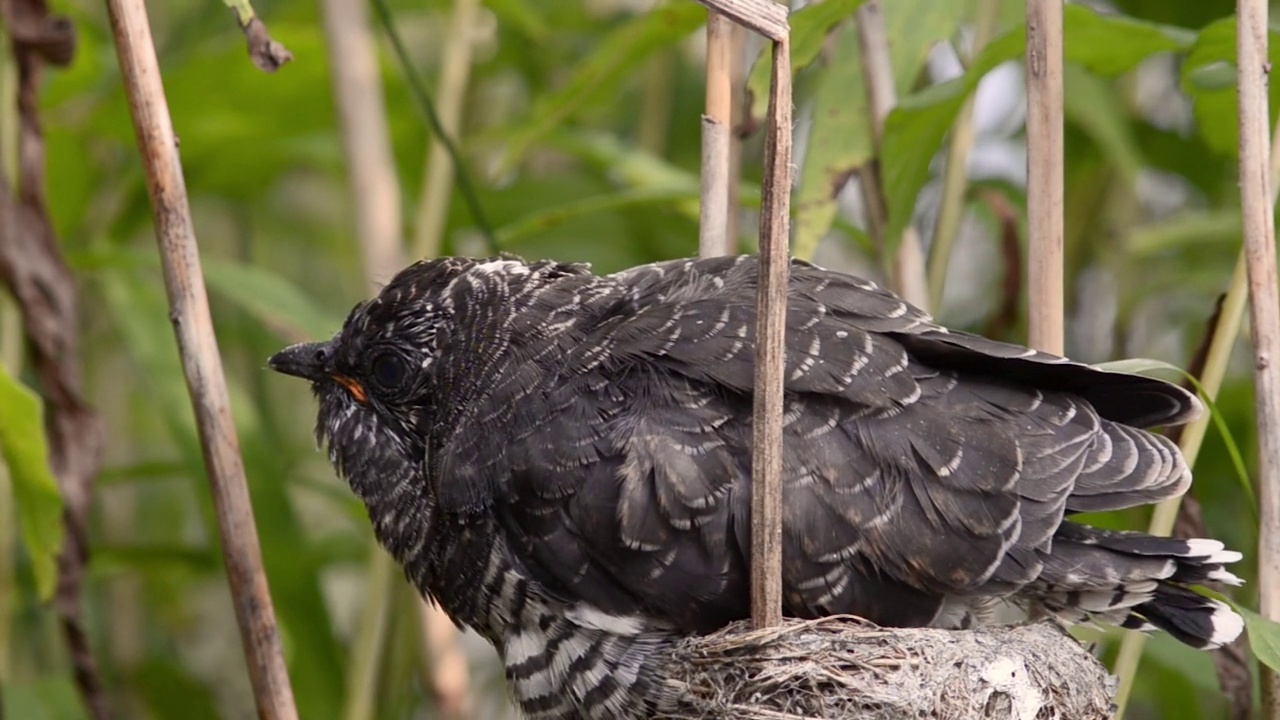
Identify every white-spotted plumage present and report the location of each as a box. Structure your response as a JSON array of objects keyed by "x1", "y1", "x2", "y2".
[{"x1": 274, "y1": 254, "x2": 1246, "y2": 720}]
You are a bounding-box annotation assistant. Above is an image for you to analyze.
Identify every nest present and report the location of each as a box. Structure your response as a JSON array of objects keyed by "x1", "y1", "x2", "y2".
[{"x1": 655, "y1": 616, "x2": 1115, "y2": 720}]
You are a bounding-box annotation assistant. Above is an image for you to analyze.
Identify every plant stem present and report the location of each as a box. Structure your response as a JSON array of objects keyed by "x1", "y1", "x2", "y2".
[
  {"x1": 1113, "y1": 73, "x2": 1280, "y2": 720},
  {"x1": 0, "y1": 35, "x2": 16, "y2": 689},
  {"x1": 1111, "y1": 256, "x2": 1249, "y2": 715},
  {"x1": 1025, "y1": 0, "x2": 1064, "y2": 355},
  {"x1": 370, "y1": 0, "x2": 496, "y2": 253},
  {"x1": 701, "y1": 10, "x2": 735, "y2": 258},
  {"x1": 412, "y1": 0, "x2": 481, "y2": 260},
  {"x1": 320, "y1": 2, "x2": 410, "y2": 718},
  {"x1": 726, "y1": 23, "x2": 745, "y2": 249},
  {"x1": 750, "y1": 34, "x2": 792, "y2": 630},
  {"x1": 105, "y1": 0, "x2": 298, "y2": 715},
  {"x1": 637, "y1": 51, "x2": 675, "y2": 156},
  {"x1": 321, "y1": 0, "x2": 403, "y2": 285},
  {"x1": 926, "y1": 0, "x2": 1001, "y2": 309},
  {"x1": 1236, "y1": 1, "x2": 1280, "y2": 715},
  {"x1": 856, "y1": 0, "x2": 929, "y2": 311}
]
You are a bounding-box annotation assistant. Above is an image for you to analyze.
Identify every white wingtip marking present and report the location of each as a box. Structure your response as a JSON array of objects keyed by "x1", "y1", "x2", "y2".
[
  {"x1": 1207, "y1": 601, "x2": 1245, "y2": 647},
  {"x1": 1208, "y1": 568, "x2": 1246, "y2": 586},
  {"x1": 1184, "y1": 538, "x2": 1225, "y2": 556},
  {"x1": 1184, "y1": 539, "x2": 1242, "y2": 565}
]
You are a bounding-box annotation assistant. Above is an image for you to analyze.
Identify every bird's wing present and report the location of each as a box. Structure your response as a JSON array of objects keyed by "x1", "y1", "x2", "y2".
[{"x1": 440, "y1": 256, "x2": 1195, "y2": 629}]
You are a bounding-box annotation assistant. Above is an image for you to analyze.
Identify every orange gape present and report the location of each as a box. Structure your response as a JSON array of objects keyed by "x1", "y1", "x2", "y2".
[{"x1": 331, "y1": 375, "x2": 367, "y2": 403}]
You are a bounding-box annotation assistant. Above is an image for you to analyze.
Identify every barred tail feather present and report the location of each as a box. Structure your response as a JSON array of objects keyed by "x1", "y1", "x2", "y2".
[
  {"x1": 1033, "y1": 523, "x2": 1244, "y2": 649},
  {"x1": 1126, "y1": 585, "x2": 1244, "y2": 650}
]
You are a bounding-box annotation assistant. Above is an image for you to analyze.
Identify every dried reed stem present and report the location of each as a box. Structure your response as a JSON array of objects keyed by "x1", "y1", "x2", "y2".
[
  {"x1": 1114, "y1": 19, "x2": 1280, "y2": 718},
  {"x1": 691, "y1": 0, "x2": 787, "y2": 42},
  {"x1": 726, "y1": 24, "x2": 745, "y2": 248},
  {"x1": 322, "y1": 0, "x2": 403, "y2": 285},
  {"x1": 700, "y1": 10, "x2": 734, "y2": 258},
  {"x1": 412, "y1": 0, "x2": 480, "y2": 260},
  {"x1": 322, "y1": 2, "x2": 473, "y2": 715},
  {"x1": 320, "y1": 4, "x2": 405, "y2": 717},
  {"x1": 104, "y1": 1, "x2": 297, "y2": 716},
  {"x1": 750, "y1": 35, "x2": 791, "y2": 630},
  {"x1": 1024, "y1": 0, "x2": 1064, "y2": 355},
  {"x1": 1236, "y1": 0, "x2": 1280, "y2": 715},
  {"x1": 342, "y1": 551, "x2": 395, "y2": 720},
  {"x1": 693, "y1": 0, "x2": 791, "y2": 629}
]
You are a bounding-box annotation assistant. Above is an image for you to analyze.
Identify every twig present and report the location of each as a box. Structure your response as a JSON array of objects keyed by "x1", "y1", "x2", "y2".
[
  {"x1": 0, "y1": 2, "x2": 107, "y2": 718},
  {"x1": 1024, "y1": 0, "x2": 1064, "y2": 355},
  {"x1": 226, "y1": 0, "x2": 295, "y2": 71},
  {"x1": 1237, "y1": 0, "x2": 1280, "y2": 715},
  {"x1": 927, "y1": 0, "x2": 1001, "y2": 308},
  {"x1": 750, "y1": 34, "x2": 791, "y2": 630},
  {"x1": 412, "y1": 0, "x2": 481, "y2": 260},
  {"x1": 103, "y1": 1, "x2": 298, "y2": 718},
  {"x1": 222, "y1": 0, "x2": 292, "y2": 73},
  {"x1": 321, "y1": 0, "x2": 403, "y2": 285},
  {"x1": 692, "y1": 0, "x2": 792, "y2": 631},
  {"x1": 369, "y1": 0, "x2": 496, "y2": 254},
  {"x1": 700, "y1": 10, "x2": 734, "y2": 258},
  {"x1": 856, "y1": 0, "x2": 929, "y2": 312}
]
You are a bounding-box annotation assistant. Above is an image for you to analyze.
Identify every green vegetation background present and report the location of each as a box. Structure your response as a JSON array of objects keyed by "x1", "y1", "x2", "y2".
[{"x1": 0, "y1": 0, "x2": 1270, "y2": 718}]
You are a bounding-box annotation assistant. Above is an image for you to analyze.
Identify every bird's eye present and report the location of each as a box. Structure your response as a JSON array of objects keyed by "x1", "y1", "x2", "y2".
[{"x1": 369, "y1": 351, "x2": 409, "y2": 393}]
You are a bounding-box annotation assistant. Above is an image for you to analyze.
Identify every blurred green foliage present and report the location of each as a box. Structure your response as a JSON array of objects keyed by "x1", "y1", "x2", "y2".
[{"x1": 0, "y1": 0, "x2": 1271, "y2": 718}]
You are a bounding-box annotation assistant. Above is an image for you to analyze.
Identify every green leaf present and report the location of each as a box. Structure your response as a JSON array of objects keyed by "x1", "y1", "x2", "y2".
[
  {"x1": 496, "y1": 187, "x2": 700, "y2": 245},
  {"x1": 881, "y1": 30, "x2": 1023, "y2": 248},
  {"x1": 1, "y1": 677, "x2": 85, "y2": 720},
  {"x1": 202, "y1": 260, "x2": 343, "y2": 343},
  {"x1": 1064, "y1": 64, "x2": 1142, "y2": 180},
  {"x1": 1181, "y1": 18, "x2": 1280, "y2": 156},
  {"x1": 552, "y1": 131, "x2": 700, "y2": 195},
  {"x1": 497, "y1": 2, "x2": 706, "y2": 173},
  {"x1": 484, "y1": 0, "x2": 551, "y2": 41},
  {"x1": 794, "y1": 24, "x2": 870, "y2": 260},
  {"x1": 1238, "y1": 604, "x2": 1280, "y2": 673},
  {"x1": 882, "y1": 0, "x2": 968, "y2": 97},
  {"x1": 1125, "y1": 211, "x2": 1242, "y2": 257},
  {"x1": 1064, "y1": 10, "x2": 1194, "y2": 76},
  {"x1": 746, "y1": 0, "x2": 869, "y2": 125},
  {"x1": 881, "y1": 4, "x2": 1195, "y2": 248},
  {"x1": 0, "y1": 363, "x2": 64, "y2": 601},
  {"x1": 1091, "y1": 357, "x2": 1186, "y2": 378}
]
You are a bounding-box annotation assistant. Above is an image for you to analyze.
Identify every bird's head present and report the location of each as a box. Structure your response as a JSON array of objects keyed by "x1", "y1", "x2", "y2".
[{"x1": 267, "y1": 257, "x2": 477, "y2": 504}]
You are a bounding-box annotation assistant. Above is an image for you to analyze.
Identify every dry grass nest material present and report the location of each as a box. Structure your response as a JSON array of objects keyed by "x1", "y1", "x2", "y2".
[{"x1": 656, "y1": 616, "x2": 1116, "y2": 720}]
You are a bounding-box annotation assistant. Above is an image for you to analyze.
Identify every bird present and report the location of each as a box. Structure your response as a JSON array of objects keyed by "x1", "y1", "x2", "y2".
[{"x1": 269, "y1": 254, "x2": 1244, "y2": 720}]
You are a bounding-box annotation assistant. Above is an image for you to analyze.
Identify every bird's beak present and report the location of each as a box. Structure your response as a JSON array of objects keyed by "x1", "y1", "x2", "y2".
[{"x1": 268, "y1": 341, "x2": 332, "y2": 382}]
